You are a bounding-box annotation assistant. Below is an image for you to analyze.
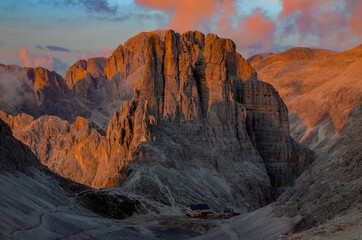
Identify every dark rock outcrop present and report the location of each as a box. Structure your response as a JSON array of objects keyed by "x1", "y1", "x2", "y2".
[{"x1": 0, "y1": 118, "x2": 40, "y2": 172}]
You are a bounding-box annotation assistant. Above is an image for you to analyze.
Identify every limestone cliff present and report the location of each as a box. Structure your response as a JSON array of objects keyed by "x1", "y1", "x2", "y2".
[
  {"x1": 0, "y1": 111, "x2": 111, "y2": 187},
  {"x1": 65, "y1": 57, "x2": 107, "y2": 90},
  {"x1": 106, "y1": 30, "x2": 312, "y2": 211}
]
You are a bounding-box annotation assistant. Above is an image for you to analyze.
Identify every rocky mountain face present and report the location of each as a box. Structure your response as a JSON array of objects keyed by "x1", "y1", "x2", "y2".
[
  {"x1": 0, "y1": 111, "x2": 111, "y2": 187},
  {"x1": 248, "y1": 46, "x2": 362, "y2": 238},
  {"x1": 246, "y1": 52, "x2": 274, "y2": 64},
  {"x1": 273, "y1": 102, "x2": 362, "y2": 239},
  {"x1": 0, "y1": 30, "x2": 312, "y2": 212}
]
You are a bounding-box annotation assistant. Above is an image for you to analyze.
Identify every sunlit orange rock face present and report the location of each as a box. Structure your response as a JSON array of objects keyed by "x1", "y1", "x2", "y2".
[
  {"x1": 65, "y1": 58, "x2": 106, "y2": 90},
  {"x1": 267, "y1": 47, "x2": 362, "y2": 234},
  {"x1": 0, "y1": 30, "x2": 312, "y2": 211},
  {"x1": 0, "y1": 111, "x2": 113, "y2": 188},
  {"x1": 62, "y1": 31, "x2": 167, "y2": 125},
  {"x1": 65, "y1": 31, "x2": 166, "y2": 101},
  {"x1": 249, "y1": 46, "x2": 362, "y2": 144}
]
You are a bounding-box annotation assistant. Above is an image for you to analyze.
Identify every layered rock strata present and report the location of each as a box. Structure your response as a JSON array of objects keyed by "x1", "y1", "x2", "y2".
[{"x1": 105, "y1": 30, "x2": 312, "y2": 210}]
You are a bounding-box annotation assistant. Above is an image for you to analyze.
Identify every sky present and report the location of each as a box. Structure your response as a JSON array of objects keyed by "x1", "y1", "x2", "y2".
[{"x1": 0, "y1": 0, "x2": 361, "y2": 76}]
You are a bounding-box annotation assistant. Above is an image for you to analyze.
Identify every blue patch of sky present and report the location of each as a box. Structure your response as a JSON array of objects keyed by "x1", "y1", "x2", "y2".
[{"x1": 236, "y1": 0, "x2": 283, "y2": 19}]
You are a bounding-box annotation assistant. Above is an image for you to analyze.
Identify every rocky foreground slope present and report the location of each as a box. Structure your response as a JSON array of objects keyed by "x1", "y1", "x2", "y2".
[
  {"x1": 0, "y1": 30, "x2": 312, "y2": 213},
  {"x1": 0, "y1": 118, "x2": 153, "y2": 239},
  {"x1": 1, "y1": 118, "x2": 306, "y2": 240}
]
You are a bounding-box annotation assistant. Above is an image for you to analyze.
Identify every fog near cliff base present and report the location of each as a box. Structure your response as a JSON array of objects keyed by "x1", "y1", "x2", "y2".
[{"x1": 0, "y1": 66, "x2": 26, "y2": 107}]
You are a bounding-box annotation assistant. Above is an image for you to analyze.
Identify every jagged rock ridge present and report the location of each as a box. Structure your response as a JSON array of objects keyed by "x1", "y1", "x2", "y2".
[
  {"x1": 106, "y1": 30, "x2": 312, "y2": 211},
  {"x1": 63, "y1": 31, "x2": 167, "y2": 126}
]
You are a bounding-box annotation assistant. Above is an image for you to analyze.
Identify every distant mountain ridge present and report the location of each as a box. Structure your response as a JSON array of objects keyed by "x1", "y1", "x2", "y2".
[
  {"x1": 248, "y1": 45, "x2": 362, "y2": 145},
  {"x1": 0, "y1": 64, "x2": 94, "y2": 122}
]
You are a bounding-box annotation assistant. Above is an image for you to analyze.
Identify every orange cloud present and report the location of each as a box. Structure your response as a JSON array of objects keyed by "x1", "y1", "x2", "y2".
[
  {"x1": 219, "y1": 7, "x2": 275, "y2": 57},
  {"x1": 136, "y1": 0, "x2": 223, "y2": 32},
  {"x1": 17, "y1": 48, "x2": 68, "y2": 76},
  {"x1": 346, "y1": 0, "x2": 362, "y2": 35}
]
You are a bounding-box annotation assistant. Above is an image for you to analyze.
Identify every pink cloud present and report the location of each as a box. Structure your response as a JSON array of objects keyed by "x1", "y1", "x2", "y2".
[
  {"x1": 346, "y1": 0, "x2": 362, "y2": 35},
  {"x1": 17, "y1": 48, "x2": 68, "y2": 76},
  {"x1": 278, "y1": 0, "x2": 346, "y2": 35},
  {"x1": 217, "y1": 4, "x2": 275, "y2": 57},
  {"x1": 100, "y1": 47, "x2": 114, "y2": 58},
  {"x1": 236, "y1": 8, "x2": 275, "y2": 54},
  {"x1": 278, "y1": 0, "x2": 361, "y2": 49},
  {"x1": 79, "y1": 47, "x2": 114, "y2": 60}
]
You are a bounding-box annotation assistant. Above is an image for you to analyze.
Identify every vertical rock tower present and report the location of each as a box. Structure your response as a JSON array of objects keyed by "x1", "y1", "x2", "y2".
[{"x1": 106, "y1": 30, "x2": 312, "y2": 211}]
